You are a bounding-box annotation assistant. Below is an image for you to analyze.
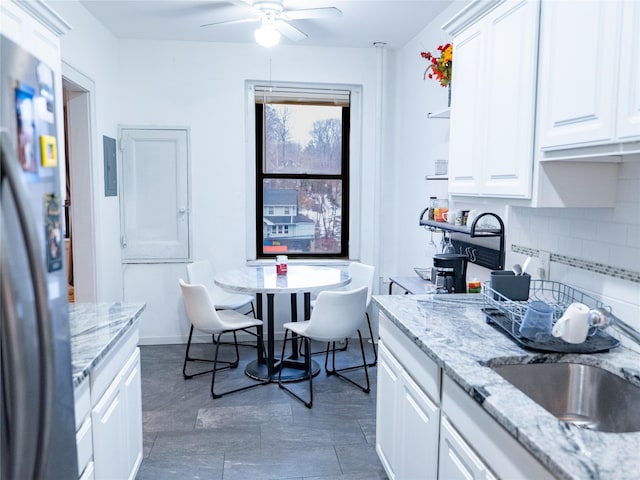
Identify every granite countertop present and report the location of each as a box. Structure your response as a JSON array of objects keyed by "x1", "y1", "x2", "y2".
[
  {"x1": 373, "y1": 293, "x2": 640, "y2": 480},
  {"x1": 69, "y1": 302, "x2": 146, "y2": 387}
]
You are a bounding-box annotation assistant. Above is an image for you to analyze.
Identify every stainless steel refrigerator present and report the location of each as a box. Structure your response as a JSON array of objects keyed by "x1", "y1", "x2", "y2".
[{"x1": 1, "y1": 34, "x2": 78, "y2": 479}]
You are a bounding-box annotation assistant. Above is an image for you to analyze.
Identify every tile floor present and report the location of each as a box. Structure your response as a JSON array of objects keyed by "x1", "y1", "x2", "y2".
[{"x1": 136, "y1": 340, "x2": 388, "y2": 480}]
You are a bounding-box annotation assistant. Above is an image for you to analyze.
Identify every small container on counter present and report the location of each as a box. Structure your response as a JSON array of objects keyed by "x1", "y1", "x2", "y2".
[{"x1": 467, "y1": 278, "x2": 482, "y2": 293}]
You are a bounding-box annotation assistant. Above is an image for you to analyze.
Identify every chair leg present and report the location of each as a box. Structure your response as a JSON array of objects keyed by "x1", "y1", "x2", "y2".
[
  {"x1": 278, "y1": 331, "x2": 313, "y2": 408},
  {"x1": 210, "y1": 328, "x2": 268, "y2": 399},
  {"x1": 183, "y1": 325, "x2": 239, "y2": 379},
  {"x1": 325, "y1": 330, "x2": 370, "y2": 394},
  {"x1": 365, "y1": 312, "x2": 378, "y2": 367}
]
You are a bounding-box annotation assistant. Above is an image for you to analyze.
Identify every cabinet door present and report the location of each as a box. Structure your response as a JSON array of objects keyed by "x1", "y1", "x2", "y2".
[
  {"x1": 448, "y1": 21, "x2": 485, "y2": 195},
  {"x1": 438, "y1": 417, "x2": 497, "y2": 480},
  {"x1": 398, "y1": 371, "x2": 440, "y2": 480},
  {"x1": 482, "y1": 0, "x2": 538, "y2": 197},
  {"x1": 375, "y1": 342, "x2": 401, "y2": 480},
  {"x1": 617, "y1": 0, "x2": 640, "y2": 142},
  {"x1": 537, "y1": 1, "x2": 620, "y2": 150},
  {"x1": 91, "y1": 373, "x2": 127, "y2": 480},
  {"x1": 122, "y1": 348, "x2": 143, "y2": 479},
  {"x1": 91, "y1": 348, "x2": 142, "y2": 480}
]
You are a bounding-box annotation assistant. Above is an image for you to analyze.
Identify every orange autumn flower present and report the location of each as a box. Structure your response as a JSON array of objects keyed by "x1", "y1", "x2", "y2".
[{"x1": 420, "y1": 43, "x2": 452, "y2": 87}]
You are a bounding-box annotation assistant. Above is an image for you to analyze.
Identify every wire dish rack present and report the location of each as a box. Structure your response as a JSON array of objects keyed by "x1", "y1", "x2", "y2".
[{"x1": 482, "y1": 280, "x2": 620, "y2": 353}]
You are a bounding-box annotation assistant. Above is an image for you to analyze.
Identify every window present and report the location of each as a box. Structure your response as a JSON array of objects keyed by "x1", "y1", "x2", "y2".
[{"x1": 255, "y1": 86, "x2": 350, "y2": 258}]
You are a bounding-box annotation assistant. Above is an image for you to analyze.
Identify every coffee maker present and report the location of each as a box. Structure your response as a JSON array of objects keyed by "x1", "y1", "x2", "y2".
[{"x1": 433, "y1": 254, "x2": 468, "y2": 293}]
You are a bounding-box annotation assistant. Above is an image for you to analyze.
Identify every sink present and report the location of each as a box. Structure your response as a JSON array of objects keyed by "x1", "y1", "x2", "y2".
[{"x1": 490, "y1": 362, "x2": 640, "y2": 433}]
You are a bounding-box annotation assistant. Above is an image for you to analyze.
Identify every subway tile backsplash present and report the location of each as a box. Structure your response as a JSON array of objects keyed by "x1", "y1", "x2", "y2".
[{"x1": 507, "y1": 155, "x2": 640, "y2": 350}]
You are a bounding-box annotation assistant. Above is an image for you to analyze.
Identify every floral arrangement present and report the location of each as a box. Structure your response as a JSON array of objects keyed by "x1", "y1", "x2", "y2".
[{"x1": 420, "y1": 43, "x2": 453, "y2": 87}]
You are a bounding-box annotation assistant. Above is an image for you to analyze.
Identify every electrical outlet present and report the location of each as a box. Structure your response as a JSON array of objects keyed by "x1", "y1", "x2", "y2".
[{"x1": 539, "y1": 250, "x2": 550, "y2": 280}]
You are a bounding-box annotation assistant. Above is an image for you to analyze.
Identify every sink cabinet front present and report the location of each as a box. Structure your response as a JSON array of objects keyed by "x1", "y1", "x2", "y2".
[{"x1": 376, "y1": 315, "x2": 441, "y2": 480}]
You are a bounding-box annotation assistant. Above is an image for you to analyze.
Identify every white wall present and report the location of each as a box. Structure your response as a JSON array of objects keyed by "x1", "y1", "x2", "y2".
[
  {"x1": 508, "y1": 156, "x2": 640, "y2": 351},
  {"x1": 49, "y1": 0, "x2": 123, "y2": 302}
]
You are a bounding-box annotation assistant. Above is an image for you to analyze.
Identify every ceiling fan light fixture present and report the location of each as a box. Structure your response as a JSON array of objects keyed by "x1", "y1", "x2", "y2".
[{"x1": 254, "y1": 21, "x2": 280, "y2": 48}]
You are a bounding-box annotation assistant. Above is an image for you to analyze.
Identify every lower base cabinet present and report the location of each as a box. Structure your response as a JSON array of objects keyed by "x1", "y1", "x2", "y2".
[
  {"x1": 376, "y1": 313, "x2": 553, "y2": 480},
  {"x1": 438, "y1": 416, "x2": 496, "y2": 480},
  {"x1": 92, "y1": 348, "x2": 143, "y2": 480},
  {"x1": 376, "y1": 316, "x2": 441, "y2": 480},
  {"x1": 73, "y1": 328, "x2": 143, "y2": 480}
]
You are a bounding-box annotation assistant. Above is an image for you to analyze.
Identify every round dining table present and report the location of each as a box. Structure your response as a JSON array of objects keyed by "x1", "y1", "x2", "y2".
[{"x1": 214, "y1": 264, "x2": 351, "y2": 382}]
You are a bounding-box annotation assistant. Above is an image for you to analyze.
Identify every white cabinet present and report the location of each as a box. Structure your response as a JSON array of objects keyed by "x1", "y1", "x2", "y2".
[
  {"x1": 92, "y1": 348, "x2": 142, "y2": 480},
  {"x1": 537, "y1": 0, "x2": 640, "y2": 154},
  {"x1": 617, "y1": 0, "x2": 640, "y2": 143},
  {"x1": 444, "y1": 0, "x2": 539, "y2": 198},
  {"x1": 441, "y1": 375, "x2": 554, "y2": 479},
  {"x1": 74, "y1": 378, "x2": 94, "y2": 479},
  {"x1": 376, "y1": 315, "x2": 441, "y2": 480},
  {"x1": 398, "y1": 370, "x2": 440, "y2": 480},
  {"x1": 438, "y1": 417, "x2": 496, "y2": 480},
  {"x1": 375, "y1": 342, "x2": 401, "y2": 479}
]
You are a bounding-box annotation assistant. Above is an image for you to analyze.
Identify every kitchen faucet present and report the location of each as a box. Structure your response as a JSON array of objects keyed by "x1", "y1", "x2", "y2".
[{"x1": 590, "y1": 308, "x2": 640, "y2": 345}]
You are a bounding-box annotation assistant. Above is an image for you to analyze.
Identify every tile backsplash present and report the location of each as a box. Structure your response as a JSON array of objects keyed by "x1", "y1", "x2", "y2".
[{"x1": 507, "y1": 155, "x2": 640, "y2": 351}]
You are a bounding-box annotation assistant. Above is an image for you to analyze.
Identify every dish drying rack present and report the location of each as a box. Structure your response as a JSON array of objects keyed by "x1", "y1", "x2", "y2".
[{"x1": 482, "y1": 280, "x2": 620, "y2": 353}]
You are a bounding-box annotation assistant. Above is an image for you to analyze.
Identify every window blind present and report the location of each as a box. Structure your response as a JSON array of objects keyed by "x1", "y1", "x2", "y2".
[{"x1": 254, "y1": 85, "x2": 350, "y2": 106}]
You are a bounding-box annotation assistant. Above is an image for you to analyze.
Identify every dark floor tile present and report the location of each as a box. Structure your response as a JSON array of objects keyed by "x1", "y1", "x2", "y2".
[
  {"x1": 196, "y1": 403, "x2": 292, "y2": 428},
  {"x1": 150, "y1": 426, "x2": 260, "y2": 457},
  {"x1": 223, "y1": 445, "x2": 341, "y2": 480},
  {"x1": 335, "y1": 443, "x2": 387, "y2": 475},
  {"x1": 136, "y1": 343, "x2": 385, "y2": 480},
  {"x1": 136, "y1": 453, "x2": 224, "y2": 480}
]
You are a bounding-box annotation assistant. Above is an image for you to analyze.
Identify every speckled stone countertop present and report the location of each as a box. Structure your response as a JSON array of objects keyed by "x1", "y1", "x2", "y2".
[
  {"x1": 373, "y1": 293, "x2": 640, "y2": 480},
  {"x1": 69, "y1": 302, "x2": 146, "y2": 388}
]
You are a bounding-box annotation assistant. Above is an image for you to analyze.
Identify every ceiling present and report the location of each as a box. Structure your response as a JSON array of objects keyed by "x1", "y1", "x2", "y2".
[{"x1": 78, "y1": 0, "x2": 453, "y2": 49}]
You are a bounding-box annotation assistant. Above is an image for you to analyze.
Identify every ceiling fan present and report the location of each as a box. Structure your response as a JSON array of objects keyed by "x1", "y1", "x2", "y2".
[{"x1": 200, "y1": 1, "x2": 343, "y2": 47}]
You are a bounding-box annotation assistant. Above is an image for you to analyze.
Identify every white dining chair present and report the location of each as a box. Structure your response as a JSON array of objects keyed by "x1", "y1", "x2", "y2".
[
  {"x1": 187, "y1": 260, "x2": 257, "y2": 348},
  {"x1": 307, "y1": 262, "x2": 377, "y2": 366},
  {"x1": 179, "y1": 279, "x2": 267, "y2": 398},
  {"x1": 278, "y1": 286, "x2": 370, "y2": 408},
  {"x1": 187, "y1": 260, "x2": 255, "y2": 316}
]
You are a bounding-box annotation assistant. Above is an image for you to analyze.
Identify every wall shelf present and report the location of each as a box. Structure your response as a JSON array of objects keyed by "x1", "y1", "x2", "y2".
[
  {"x1": 419, "y1": 210, "x2": 505, "y2": 270},
  {"x1": 427, "y1": 108, "x2": 451, "y2": 119}
]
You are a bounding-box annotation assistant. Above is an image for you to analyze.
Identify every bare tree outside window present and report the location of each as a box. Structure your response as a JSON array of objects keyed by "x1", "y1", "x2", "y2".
[{"x1": 256, "y1": 92, "x2": 350, "y2": 258}]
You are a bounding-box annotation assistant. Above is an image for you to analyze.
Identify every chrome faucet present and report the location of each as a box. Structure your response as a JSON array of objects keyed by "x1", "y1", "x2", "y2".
[{"x1": 589, "y1": 308, "x2": 640, "y2": 345}]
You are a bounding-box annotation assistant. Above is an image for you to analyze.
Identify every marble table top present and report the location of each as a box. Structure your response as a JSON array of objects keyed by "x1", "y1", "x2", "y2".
[
  {"x1": 373, "y1": 293, "x2": 640, "y2": 480},
  {"x1": 69, "y1": 302, "x2": 146, "y2": 387},
  {"x1": 215, "y1": 265, "x2": 350, "y2": 294}
]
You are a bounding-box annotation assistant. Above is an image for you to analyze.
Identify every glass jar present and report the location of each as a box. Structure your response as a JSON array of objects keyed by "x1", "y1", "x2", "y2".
[
  {"x1": 433, "y1": 198, "x2": 449, "y2": 222},
  {"x1": 427, "y1": 196, "x2": 437, "y2": 221}
]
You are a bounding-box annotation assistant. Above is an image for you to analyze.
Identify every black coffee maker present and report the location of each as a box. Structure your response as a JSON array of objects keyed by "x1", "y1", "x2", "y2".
[{"x1": 433, "y1": 254, "x2": 468, "y2": 293}]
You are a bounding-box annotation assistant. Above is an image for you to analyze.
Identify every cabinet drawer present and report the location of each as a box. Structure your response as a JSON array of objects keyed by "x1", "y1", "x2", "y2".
[
  {"x1": 379, "y1": 313, "x2": 441, "y2": 403},
  {"x1": 76, "y1": 416, "x2": 93, "y2": 477}
]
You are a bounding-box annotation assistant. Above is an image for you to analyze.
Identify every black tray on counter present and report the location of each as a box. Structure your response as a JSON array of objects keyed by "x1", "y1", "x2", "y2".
[{"x1": 483, "y1": 308, "x2": 620, "y2": 354}]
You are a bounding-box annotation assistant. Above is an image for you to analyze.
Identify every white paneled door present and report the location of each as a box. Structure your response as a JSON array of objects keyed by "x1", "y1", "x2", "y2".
[{"x1": 119, "y1": 127, "x2": 190, "y2": 262}]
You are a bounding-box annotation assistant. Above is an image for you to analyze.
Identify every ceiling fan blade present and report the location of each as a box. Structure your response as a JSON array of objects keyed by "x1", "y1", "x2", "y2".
[
  {"x1": 273, "y1": 20, "x2": 307, "y2": 41},
  {"x1": 200, "y1": 16, "x2": 260, "y2": 28},
  {"x1": 281, "y1": 7, "x2": 342, "y2": 20}
]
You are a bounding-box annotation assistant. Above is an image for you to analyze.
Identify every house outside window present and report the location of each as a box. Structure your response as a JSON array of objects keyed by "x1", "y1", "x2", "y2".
[{"x1": 255, "y1": 86, "x2": 350, "y2": 258}]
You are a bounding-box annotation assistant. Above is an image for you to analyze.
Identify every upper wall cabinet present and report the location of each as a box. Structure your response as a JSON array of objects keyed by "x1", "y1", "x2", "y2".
[
  {"x1": 537, "y1": 1, "x2": 640, "y2": 159},
  {"x1": 444, "y1": 0, "x2": 539, "y2": 198}
]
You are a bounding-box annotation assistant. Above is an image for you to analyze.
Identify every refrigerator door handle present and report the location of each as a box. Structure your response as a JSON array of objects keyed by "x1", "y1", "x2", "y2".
[{"x1": 0, "y1": 133, "x2": 55, "y2": 479}]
